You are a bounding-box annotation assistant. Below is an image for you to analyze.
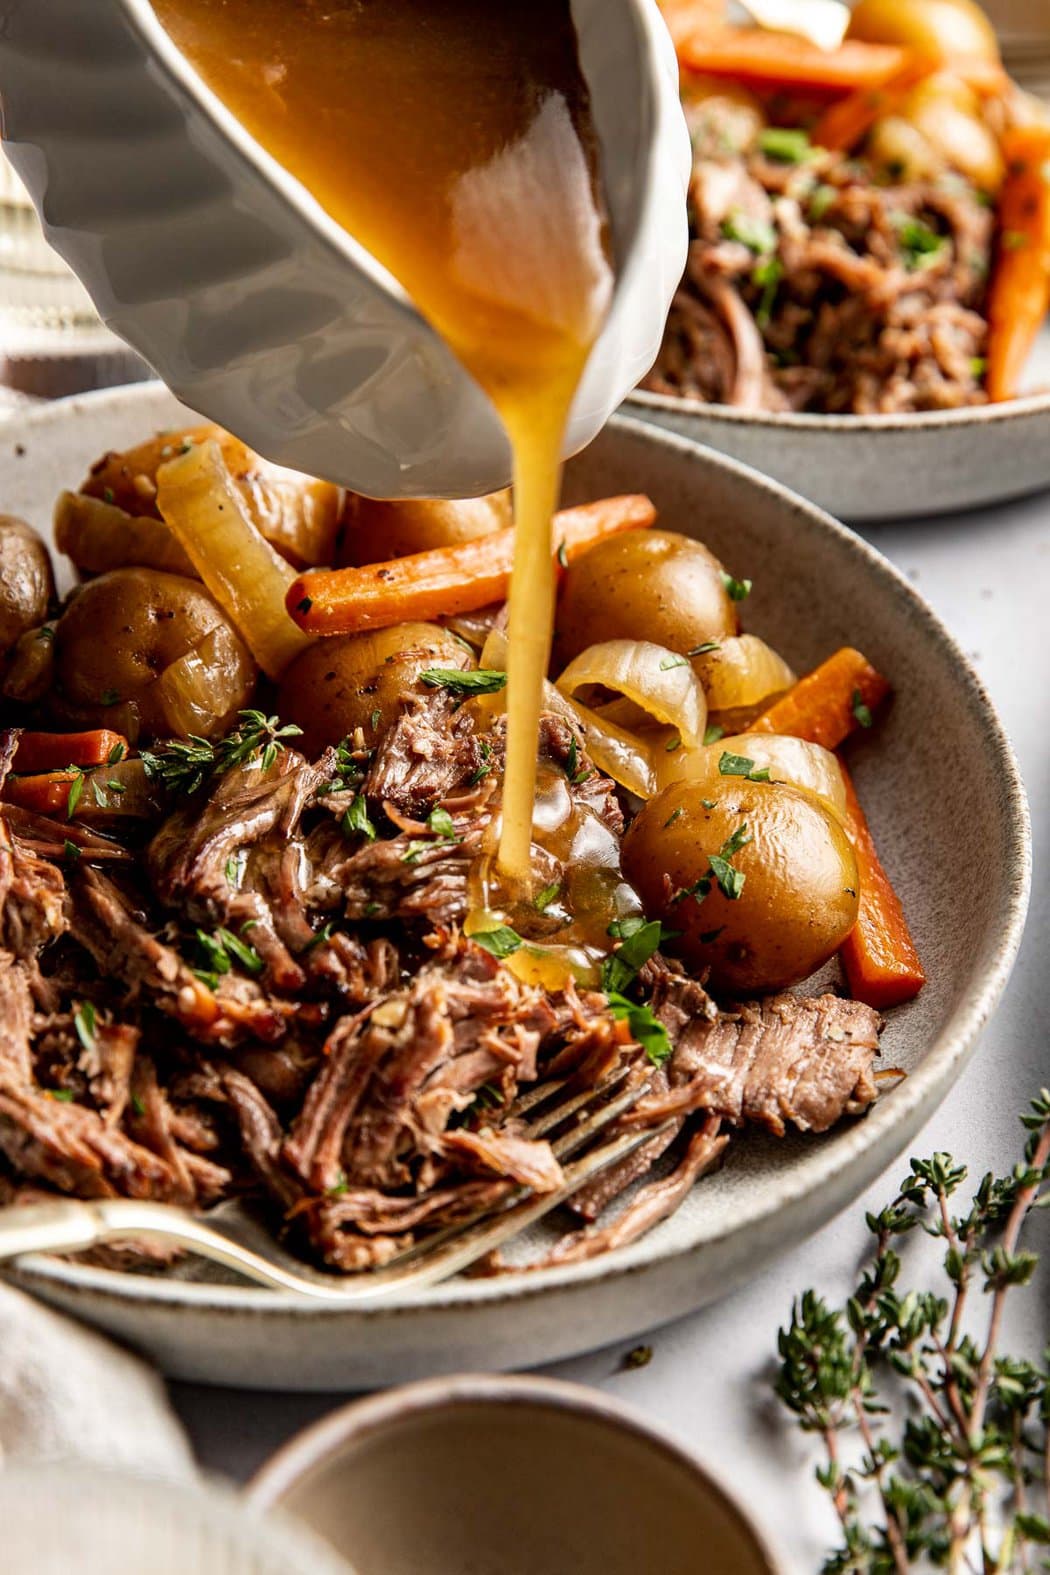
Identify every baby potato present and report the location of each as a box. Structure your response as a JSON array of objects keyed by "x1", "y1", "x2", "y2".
[
  {"x1": 847, "y1": 0, "x2": 999, "y2": 63},
  {"x1": 0, "y1": 516, "x2": 55, "y2": 658},
  {"x1": 276, "y1": 621, "x2": 472, "y2": 755},
  {"x1": 53, "y1": 567, "x2": 256, "y2": 739},
  {"x1": 554, "y1": 529, "x2": 739, "y2": 670},
  {"x1": 81, "y1": 427, "x2": 342, "y2": 569},
  {"x1": 339, "y1": 491, "x2": 512, "y2": 566},
  {"x1": 622, "y1": 777, "x2": 859, "y2": 995}
]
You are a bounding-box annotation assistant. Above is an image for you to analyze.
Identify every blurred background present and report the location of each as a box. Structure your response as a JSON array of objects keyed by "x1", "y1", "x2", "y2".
[{"x1": 0, "y1": 0, "x2": 1045, "y2": 412}]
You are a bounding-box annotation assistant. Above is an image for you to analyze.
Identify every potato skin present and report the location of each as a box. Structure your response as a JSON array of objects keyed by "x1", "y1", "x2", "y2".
[
  {"x1": 53, "y1": 567, "x2": 256, "y2": 738},
  {"x1": 554, "y1": 529, "x2": 739, "y2": 670},
  {"x1": 338, "y1": 491, "x2": 512, "y2": 567},
  {"x1": 0, "y1": 516, "x2": 54, "y2": 658},
  {"x1": 622, "y1": 777, "x2": 859, "y2": 994},
  {"x1": 847, "y1": 0, "x2": 999, "y2": 60},
  {"x1": 81, "y1": 427, "x2": 342, "y2": 569},
  {"x1": 276, "y1": 621, "x2": 472, "y2": 755}
]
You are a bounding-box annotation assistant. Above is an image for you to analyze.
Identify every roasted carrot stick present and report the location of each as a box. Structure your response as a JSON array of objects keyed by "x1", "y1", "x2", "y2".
[
  {"x1": 287, "y1": 494, "x2": 657, "y2": 636},
  {"x1": 986, "y1": 125, "x2": 1050, "y2": 403},
  {"x1": 678, "y1": 27, "x2": 908, "y2": 95},
  {"x1": 812, "y1": 54, "x2": 939, "y2": 151},
  {"x1": 839, "y1": 769, "x2": 925, "y2": 1008},
  {"x1": 12, "y1": 729, "x2": 128, "y2": 774},
  {"x1": 750, "y1": 647, "x2": 890, "y2": 750},
  {"x1": 3, "y1": 771, "x2": 82, "y2": 819}
]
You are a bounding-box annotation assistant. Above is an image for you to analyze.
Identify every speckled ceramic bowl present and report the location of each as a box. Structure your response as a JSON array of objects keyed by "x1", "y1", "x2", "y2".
[
  {"x1": 628, "y1": 327, "x2": 1050, "y2": 524},
  {"x1": 1, "y1": 384, "x2": 1031, "y2": 1389},
  {"x1": 249, "y1": 1375, "x2": 781, "y2": 1575}
]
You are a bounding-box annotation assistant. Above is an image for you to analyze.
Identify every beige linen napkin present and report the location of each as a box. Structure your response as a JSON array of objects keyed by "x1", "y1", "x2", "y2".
[{"x1": 0, "y1": 1280, "x2": 195, "y2": 1478}]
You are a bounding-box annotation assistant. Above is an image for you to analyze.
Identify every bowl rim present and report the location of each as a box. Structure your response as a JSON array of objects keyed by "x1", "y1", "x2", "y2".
[
  {"x1": 627, "y1": 383, "x2": 1050, "y2": 433},
  {"x1": 5, "y1": 385, "x2": 1033, "y2": 1320},
  {"x1": 246, "y1": 1371, "x2": 784, "y2": 1574}
]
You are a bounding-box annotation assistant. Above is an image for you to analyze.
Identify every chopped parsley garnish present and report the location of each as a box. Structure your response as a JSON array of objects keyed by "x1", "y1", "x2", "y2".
[
  {"x1": 304, "y1": 921, "x2": 336, "y2": 952},
  {"x1": 73, "y1": 1000, "x2": 96, "y2": 1052},
  {"x1": 970, "y1": 356, "x2": 987, "y2": 381},
  {"x1": 400, "y1": 840, "x2": 432, "y2": 865},
  {"x1": 105, "y1": 779, "x2": 127, "y2": 794},
  {"x1": 700, "y1": 927, "x2": 726, "y2": 945},
  {"x1": 606, "y1": 993, "x2": 672, "y2": 1068},
  {"x1": 722, "y1": 210, "x2": 777, "y2": 255},
  {"x1": 62, "y1": 839, "x2": 80, "y2": 862},
  {"x1": 556, "y1": 540, "x2": 569, "y2": 569},
  {"x1": 851, "y1": 689, "x2": 874, "y2": 729},
  {"x1": 623, "y1": 1343, "x2": 653, "y2": 1370},
  {"x1": 91, "y1": 779, "x2": 109, "y2": 808},
  {"x1": 659, "y1": 654, "x2": 689, "y2": 671},
  {"x1": 369, "y1": 708, "x2": 382, "y2": 731},
  {"x1": 224, "y1": 855, "x2": 241, "y2": 885},
  {"x1": 141, "y1": 711, "x2": 302, "y2": 797},
  {"x1": 687, "y1": 641, "x2": 721, "y2": 658},
  {"x1": 720, "y1": 822, "x2": 752, "y2": 860},
  {"x1": 130, "y1": 1094, "x2": 146, "y2": 1118},
  {"x1": 708, "y1": 852, "x2": 747, "y2": 902},
  {"x1": 100, "y1": 688, "x2": 121, "y2": 707},
  {"x1": 664, "y1": 807, "x2": 683, "y2": 828},
  {"x1": 420, "y1": 668, "x2": 507, "y2": 695},
  {"x1": 468, "y1": 741, "x2": 494, "y2": 786},
  {"x1": 601, "y1": 918, "x2": 669, "y2": 995},
  {"x1": 720, "y1": 571, "x2": 752, "y2": 602},
  {"x1": 563, "y1": 734, "x2": 593, "y2": 784},
  {"x1": 665, "y1": 735, "x2": 682, "y2": 753},
  {"x1": 107, "y1": 741, "x2": 126, "y2": 765},
  {"x1": 342, "y1": 793, "x2": 377, "y2": 842},
  {"x1": 1003, "y1": 229, "x2": 1030, "y2": 252},
  {"x1": 296, "y1": 596, "x2": 313, "y2": 614},
  {"x1": 893, "y1": 213, "x2": 946, "y2": 270},
  {"x1": 66, "y1": 771, "x2": 84, "y2": 819},
  {"x1": 427, "y1": 805, "x2": 458, "y2": 841},
  {"x1": 701, "y1": 797, "x2": 716, "y2": 810},
  {"x1": 102, "y1": 487, "x2": 115, "y2": 504},
  {"x1": 703, "y1": 724, "x2": 725, "y2": 747},
  {"x1": 808, "y1": 183, "x2": 836, "y2": 222},
  {"x1": 753, "y1": 256, "x2": 783, "y2": 329},
  {"x1": 759, "y1": 127, "x2": 817, "y2": 164},
  {"x1": 48, "y1": 1088, "x2": 75, "y2": 1103},
  {"x1": 718, "y1": 751, "x2": 770, "y2": 782},
  {"x1": 471, "y1": 926, "x2": 523, "y2": 959},
  {"x1": 534, "y1": 882, "x2": 560, "y2": 912},
  {"x1": 196, "y1": 926, "x2": 264, "y2": 979},
  {"x1": 327, "y1": 1173, "x2": 349, "y2": 1198}
]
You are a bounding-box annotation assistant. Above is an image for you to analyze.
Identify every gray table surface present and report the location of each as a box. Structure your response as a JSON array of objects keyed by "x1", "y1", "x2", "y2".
[{"x1": 172, "y1": 489, "x2": 1050, "y2": 1574}]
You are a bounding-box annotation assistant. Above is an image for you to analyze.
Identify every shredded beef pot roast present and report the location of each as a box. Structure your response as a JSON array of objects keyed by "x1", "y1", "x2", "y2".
[
  {"x1": 644, "y1": 137, "x2": 994, "y2": 416},
  {"x1": 0, "y1": 699, "x2": 882, "y2": 1273}
]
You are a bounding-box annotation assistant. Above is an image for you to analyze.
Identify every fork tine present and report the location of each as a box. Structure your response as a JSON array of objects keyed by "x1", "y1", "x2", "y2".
[{"x1": 525, "y1": 1064, "x2": 634, "y2": 1140}]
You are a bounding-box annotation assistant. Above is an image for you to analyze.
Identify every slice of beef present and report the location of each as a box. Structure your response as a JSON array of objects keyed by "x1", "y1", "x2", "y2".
[
  {"x1": 642, "y1": 979, "x2": 881, "y2": 1136},
  {"x1": 365, "y1": 695, "x2": 486, "y2": 818},
  {"x1": 0, "y1": 814, "x2": 66, "y2": 962},
  {"x1": 441, "y1": 1126, "x2": 563, "y2": 1192}
]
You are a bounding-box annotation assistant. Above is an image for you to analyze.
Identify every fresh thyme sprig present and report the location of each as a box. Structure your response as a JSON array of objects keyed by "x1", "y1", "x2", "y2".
[
  {"x1": 776, "y1": 1091, "x2": 1050, "y2": 1573},
  {"x1": 141, "y1": 710, "x2": 303, "y2": 796}
]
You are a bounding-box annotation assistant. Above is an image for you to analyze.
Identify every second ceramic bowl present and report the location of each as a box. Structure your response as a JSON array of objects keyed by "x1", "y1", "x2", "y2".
[{"x1": 249, "y1": 1375, "x2": 780, "y2": 1575}]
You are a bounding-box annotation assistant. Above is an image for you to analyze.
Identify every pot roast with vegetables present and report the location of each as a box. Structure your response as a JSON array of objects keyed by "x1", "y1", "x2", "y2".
[
  {"x1": 0, "y1": 427, "x2": 922, "y2": 1272},
  {"x1": 647, "y1": 0, "x2": 1050, "y2": 414}
]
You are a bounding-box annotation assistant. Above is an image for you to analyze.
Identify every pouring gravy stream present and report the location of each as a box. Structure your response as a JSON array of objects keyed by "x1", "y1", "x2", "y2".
[{"x1": 151, "y1": 0, "x2": 614, "y2": 897}]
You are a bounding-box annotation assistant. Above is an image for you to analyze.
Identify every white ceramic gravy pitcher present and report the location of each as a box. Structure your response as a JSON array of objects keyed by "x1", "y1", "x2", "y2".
[{"x1": 0, "y1": 0, "x2": 688, "y2": 498}]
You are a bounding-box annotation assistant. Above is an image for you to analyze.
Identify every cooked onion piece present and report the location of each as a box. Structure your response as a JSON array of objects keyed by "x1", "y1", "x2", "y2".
[
  {"x1": 658, "y1": 731, "x2": 848, "y2": 823},
  {"x1": 692, "y1": 634, "x2": 795, "y2": 716},
  {"x1": 82, "y1": 426, "x2": 342, "y2": 569},
  {"x1": 156, "y1": 440, "x2": 312, "y2": 679},
  {"x1": 474, "y1": 628, "x2": 657, "y2": 798},
  {"x1": 555, "y1": 639, "x2": 708, "y2": 750},
  {"x1": 150, "y1": 624, "x2": 259, "y2": 739},
  {"x1": 54, "y1": 490, "x2": 194, "y2": 578}
]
